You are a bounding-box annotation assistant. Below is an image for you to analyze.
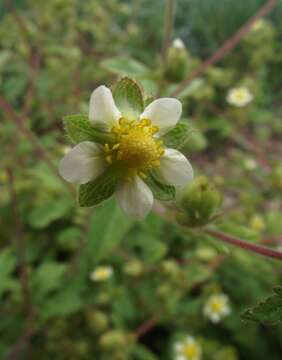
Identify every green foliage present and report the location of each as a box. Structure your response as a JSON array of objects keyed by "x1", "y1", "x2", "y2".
[
  {"x1": 101, "y1": 57, "x2": 149, "y2": 77},
  {"x1": 1, "y1": 0, "x2": 282, "y2": 359},
  {"x1": 241, "y1": 287, "x2": 282, "y2": 325}
]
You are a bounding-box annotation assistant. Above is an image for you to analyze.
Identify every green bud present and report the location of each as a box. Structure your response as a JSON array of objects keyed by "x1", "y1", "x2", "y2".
[
  {"x1": 164, "y1": 39, "x2": 189, "y2": 82},
  {"x1": 177, "y1": 176, "x2": 223, "y2": 226},
  {"x1": 123, "y1": 260, "x2": 144, "y2": 276},
  {"x1": 86, "y1": 310, "x2": 109, "y2": 333},
  {"x1": 100, "y1": 330, "x2": 131, "y2": 350}
]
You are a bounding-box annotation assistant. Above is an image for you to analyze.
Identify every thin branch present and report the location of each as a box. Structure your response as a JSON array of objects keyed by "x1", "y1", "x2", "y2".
[
  {"x1": 134, "y1": 313, "x2": 161, "y2": 339},
  {"x1": 161, "y1": 0, "x2": 177, "y2": 68},
  {"x1": 170, "y1": 0, "x2": 277, "y2": 97},
  {"x1": 206, "y1": 229, "x2": 282, "y2": 261}
]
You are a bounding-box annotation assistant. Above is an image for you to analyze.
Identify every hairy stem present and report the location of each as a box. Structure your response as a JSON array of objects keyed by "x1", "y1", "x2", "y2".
[
  {"x1": 206, "y1": 229, "x2": 282, "y2": 261},
  {"x1": 170, "y1": 0, "x2": 277, "y2": 97}
]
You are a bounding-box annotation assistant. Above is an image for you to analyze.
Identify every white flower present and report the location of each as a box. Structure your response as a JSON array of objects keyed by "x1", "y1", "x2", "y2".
[
  {"x1": 90, "y1": 265, "x2": 113, "y2": 282},
  {"x1": 59, "y1": 85, "x2": 193, "y2": 219},
  {"x1": 173, "y1": 38, "x2": 185, "y2": 50},
  {"x1": 203, "y1": 294, "x2": 231, "y2": 323},
  {"x1": 226, "y1": 87, "x2": 253, "y2": 107},
  {"x1": 174, "y1": 336, "x2": 202, "y2": 360}
]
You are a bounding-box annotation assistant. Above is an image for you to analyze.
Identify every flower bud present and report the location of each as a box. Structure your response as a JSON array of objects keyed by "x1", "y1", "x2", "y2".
[
  {"x1": 123, "y1": 260, "x2": 143, "y2": 276},
  {"x1": 99, "y1": 330, "x2": 131, "y2": 350},
  {"x1": 177, "y1": 176, "x2": 223, "y2": 226},
  {"x1": 164, "y1": 38, "x2": 189, "y2": 82},
  {"x1": 86, "y1": 310, "x2": 109, "y2": 333}
]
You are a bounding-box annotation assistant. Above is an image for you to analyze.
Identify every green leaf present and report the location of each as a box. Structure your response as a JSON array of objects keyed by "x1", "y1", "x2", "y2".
[
  {"x1": 101, "y1": 57, "x2": 149, "y2": 77},
  {"x1": 112, "y1": 77, "x2": 144, "y2": 120},
  {"x1": 41, "y1": 288, "x2": 83, "y2": 319},
  {"x1": 79, "y1": 169, "x2": 117, "y2": 207},
  {"x1": 63, "y1": 114, "x2": 115, "y2": 144},
  {"x1": 32, "y1": 262, "x2": 68, "y2": 302},
  {"x1": 29, "y1": 196, "x2": 73, "y2": 228},
  {"x1": 241, "y1": 286, "x2": 282, "y2": 325},
  {"x1": 146, "y1": 173, "x2": 175, "y2": 201},
  {"x1": 162, "y1": 121, "x2": 192, "y2": 150},
  {"x1": 86, "y1": 199, "x2": 133, "y2": 263}
]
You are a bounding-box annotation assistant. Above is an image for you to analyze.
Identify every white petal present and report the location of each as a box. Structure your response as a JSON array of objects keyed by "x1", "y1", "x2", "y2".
[
  {"x1": 115, "y1": 175, "x2": 153, "y2": 220},
  {"x1": 59, "y1": 141, "x2": 106, "y2": 184},
  {"x1": 155, "y1": 148, "x2": 193, "y2": 186},
  {"x1": 89, "y1": 85, "x2": 121, "y2": 131},
  {"x1": 140, "y1": 98, "x2": 182, "y2": 135}
]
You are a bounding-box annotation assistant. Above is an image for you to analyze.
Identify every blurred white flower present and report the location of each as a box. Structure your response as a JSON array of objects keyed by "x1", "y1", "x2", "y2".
[
  {"x1": 244, "y1": 158, "x2": 258, "y2": 170},
  {"x1": 59, "y1": 85, "x2": 193, "y2": 219},
  {"x1": 173, "y1": 38, "x2": 185, "y2": 50},
  {"x1": 203, "y1": 294, "x2": 231, "y2": 323},
  {"x1": 174, "y1": 336, "x2": 202, "y2": 360},
  {"x1": 90, "y1": 265, "x2": 113, "y2": 282},
  {"x1": 226, "y1": 87, "x2": 253, "y2": 107},
  {"x1": 251, "y1": 19, "x2": 266, "y2": 32}
]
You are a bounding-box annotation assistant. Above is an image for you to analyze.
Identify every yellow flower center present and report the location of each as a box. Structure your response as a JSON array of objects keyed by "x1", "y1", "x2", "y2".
[
  {"x1": 103, "y1": 118, "x2": 164, "y2": 176},
  {"x1": 182, "y1": 343, "x2": 200, "y2": 359},
  {"x1": 210, "y1": 300, "x2": 223, "y2": 313}
]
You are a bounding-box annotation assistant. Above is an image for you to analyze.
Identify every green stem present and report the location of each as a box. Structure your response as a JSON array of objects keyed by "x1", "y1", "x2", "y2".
[{"x1": 161, "y1": 0, "x2": 177, "y2": 68}]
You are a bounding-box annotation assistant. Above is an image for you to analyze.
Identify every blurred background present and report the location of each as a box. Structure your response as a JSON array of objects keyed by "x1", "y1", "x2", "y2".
[{"x1": 0, "y1": 0, "x2": 282, "y2": 359}]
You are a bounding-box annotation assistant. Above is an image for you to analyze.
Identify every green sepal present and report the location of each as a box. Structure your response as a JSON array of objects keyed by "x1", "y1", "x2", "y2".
[
  {"x1": 145, "y1": 173, "x2": 175, "y2": 201},
  {"x1": 162, "y1": 120, "x2": 192, "y2": 150},
  {"x1": 64, "y1": 114, "x2": 116, "y2": 145},
  {"x1": 79, "y1": 168, "x2": 118, "y2": 207},
  {"x1": 112, "y1": 77, "x2": 144, "y2": 121}
]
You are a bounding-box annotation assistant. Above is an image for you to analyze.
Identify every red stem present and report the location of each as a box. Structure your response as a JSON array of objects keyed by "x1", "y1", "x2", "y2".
[{"x1": 206, "y1": 229, "x2": 282, "y2": 261}]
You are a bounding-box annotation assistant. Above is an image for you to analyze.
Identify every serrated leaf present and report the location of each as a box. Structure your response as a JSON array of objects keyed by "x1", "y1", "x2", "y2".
[
  {"x1": 146, "y1": 173, "x2": 175, "y2": 201},
  {"x1": 241, "y1": 286, "x2": 282, "y2": 325},
  {"x1": 64, "y1": 114, "x2": 115, "y2": 144},
  {"x1": 112, "y1": 77, "x2": 144, "y2": 120},
  {"x1": 101, "y1": 57, "x2": 148, "y2": 77},
  {"x1": 86, "y1": 199, "x2": 133, "y2": 262},
  {"x1": 162, "y1": 121, "x2": 192, "y2": 149},
  {"x1": 79, "y1": 169, "x2": 117, "y2": 207}
]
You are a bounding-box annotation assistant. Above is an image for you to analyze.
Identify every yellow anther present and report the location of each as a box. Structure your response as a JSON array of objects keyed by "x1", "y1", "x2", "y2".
[
  {"x1": 112, "y1": 143, "x2": 120, "y2": 150},
  {"x1": 106, "y1": 155, "x2": 113, "y2": 164}
]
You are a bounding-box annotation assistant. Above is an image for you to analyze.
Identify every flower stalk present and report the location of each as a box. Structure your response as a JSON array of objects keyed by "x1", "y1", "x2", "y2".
[{"x1": 206, "y1": 228, "x2": 282, "y2": 261}]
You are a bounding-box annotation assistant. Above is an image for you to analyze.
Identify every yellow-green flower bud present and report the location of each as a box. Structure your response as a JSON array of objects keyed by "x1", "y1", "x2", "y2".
[
  {"x1": 123, "y1": 260, "x2": 143, "y2": 276},
  {"x1": 99, "y1": 330, "x2": 130, "y2": 350},
  {"x1": 86, "y1": 310, "x2": 109, "y2": 333},
  {"x1": 177, "y1": 176, "x2": 223, "y2": 226},
  {"x1": 164, "y1": 39, "x2": 189, "y2": 82}
]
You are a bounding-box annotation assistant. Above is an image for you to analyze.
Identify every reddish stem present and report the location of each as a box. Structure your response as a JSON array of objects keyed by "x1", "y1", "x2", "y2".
[{"x1": 206, "y1": 229, "x2": 282, "y2": 261}]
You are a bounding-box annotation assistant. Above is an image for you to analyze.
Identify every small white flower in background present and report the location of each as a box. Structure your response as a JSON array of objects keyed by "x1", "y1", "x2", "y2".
[
  {"x1": 90, "y1": 265, "x2": 113, "y2": 282},
  {"x1": 244, "y1": 158, "x2": 258, "y2": 171},
  {"x1": 173, "y1": 38, "x2": 186, "y2": 50},
  {"x1": 61, "y1": 145, "x2": 72, "y2": 155},
  {"x1": 203, "y1": 293, "x2": 231, "y2": 323},
  {"x1": 251, "y1": 19, "x2": 266, "y2": 32},
  {"x1": 174, "y1": 336, "x2": 202, "y2": 360},
  {"x1": 59, "y1": 85, "x2": 193, "y2": 219},
  {"x1": 226, "y1": 87, "x2": 253, "y2": 107}
]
